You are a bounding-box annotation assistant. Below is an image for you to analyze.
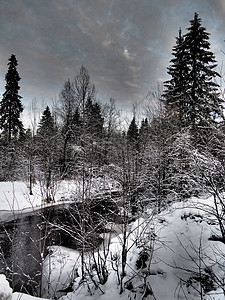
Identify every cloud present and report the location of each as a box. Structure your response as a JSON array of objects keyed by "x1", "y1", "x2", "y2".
[{"x1": 0, "y1": 0, "x2": 224, "y2": 112}]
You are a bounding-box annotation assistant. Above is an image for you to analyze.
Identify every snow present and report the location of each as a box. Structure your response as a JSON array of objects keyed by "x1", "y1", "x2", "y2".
[
  {"x1": 0, "y1": 263, "x2": 48, "y2": 300},
  {"x1": 41, "y1": 246, "x2": 81, "y2": 298},
  {"x1": 39, "y1": 194, "x2": 225, "y2": 300},
  {"x1": 0, "y1": 181, "x2": 76, "y2": 222},
  {"x1": 0, "y1": 181, "x2": 68, "y2": 211},
  {"x1": 12, "y1": 293, "x2": 49, "y2": 300},
  {"x1": 0, "y1": 178, "x2": 121, "y2": 222},
  {"x1": 0, "y1": 274, "x2": 12, "y2": 300},
  {"x1": 1, "y1": 181, "x2": 225, "y2": 299}
]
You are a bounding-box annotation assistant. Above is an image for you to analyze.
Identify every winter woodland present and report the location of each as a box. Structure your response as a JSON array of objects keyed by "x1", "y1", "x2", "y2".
[{"x1": 0, "y1": 13, "x2": 225, "y2": 300}]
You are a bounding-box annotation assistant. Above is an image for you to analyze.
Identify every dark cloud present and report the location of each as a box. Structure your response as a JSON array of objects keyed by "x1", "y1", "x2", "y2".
[{"x1": 0, "y1": 0, "x2": 224, "y2": 112}]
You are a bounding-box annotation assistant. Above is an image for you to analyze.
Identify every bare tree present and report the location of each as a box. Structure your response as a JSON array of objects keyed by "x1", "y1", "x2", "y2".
[
  {"x1": 58, "y1": 79, "x2": 79, "y2": 178},
  {"x1": 74, "y1": 66, "x2": 96, "y2": 118}
]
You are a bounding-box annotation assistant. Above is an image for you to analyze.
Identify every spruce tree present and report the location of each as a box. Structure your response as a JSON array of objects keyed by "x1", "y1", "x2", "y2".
[
  {"x1": 36, "y1": 106, "x2": 58, "y2": 201},
  {"x1": 0, "y1": 54, "x2": 24, "y2": 142},
  {"x1": 163, "y1": 29, "x2": 189, "y2": 127},
  {"x1": 126, "y1": 117, "x2": 140, "y2": 214},
  {"x1": 184, "y1": 13, "x2": 223, "y2": 128},
  {"x1": 37, "y1": 106, "x2": 55, "y2": 137},
  {"x1": 139, "y1": 118, "x2": 149, "y2": 139},
  {"x1": 91, "y1": 102, "x2": 104, "y2": 135},
  {"x1": 84, "y1": 98, "x2": 104, "y2": 136},
  {"x1": 164, "y1": 13, "x2": 223, "y2": 135},
  {"x1": 127, "y1": 117, "x2": 139, "y2": 149},
  {"x1": 139, "y1": 118, "x2": 149, "y2": 152},
  {"x1": 60, "y1": 79, "x2": 78, "y2": 141}
]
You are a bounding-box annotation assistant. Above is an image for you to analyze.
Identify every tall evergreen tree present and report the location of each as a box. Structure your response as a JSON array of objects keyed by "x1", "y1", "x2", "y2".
[
  {"x1": 139, "y1": 118, "x2": 149, "y2": 152},
  {"x1": 92, "y1": 102, "x2": 104, "y2": 135},
  {"x1": 84, "y1": 98, "x2": 104, "y2": 136},
  {"x1": 139, "y1": 118, "x2": 149, "y2": 139},
  {"x1": 163, "y1": 29, "x2": 189, "y2": 127},
  {"x1": 184, "y1": 13, "x2": 223, "y2": 128},
  {"x1": 127, "y1": 117, "x2": 139, "y2": 150},
  {"x1": 164, "y1": 13, "x2": 223, "y2": 134},
  {"x1": 36, "y1": 106, "x2": 59, "y2": 201},
  {"x1": 0, "y1": 54, "x2": 24, "y2": 142},
  {"x1": 37, "y1": 106, "x2": 55, "y2": 137}
]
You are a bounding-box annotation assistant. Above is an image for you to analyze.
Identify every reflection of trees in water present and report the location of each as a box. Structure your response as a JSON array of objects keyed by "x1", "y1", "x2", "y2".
[
  {"x1": 0, "y1": 214, "x2": 43, "y2": 296},
  {"x1": 0, "y1": 199, "x2": 120, "y2": 296},
  {"x1": 11, "y1": 215, "x2": 42, "y2": 295}
]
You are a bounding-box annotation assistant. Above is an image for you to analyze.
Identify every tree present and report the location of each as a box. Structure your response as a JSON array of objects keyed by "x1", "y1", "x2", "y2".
[
  {"x1": 0, "y1": 54, "x2": 24, "y2": 142},
  {"x1": 184, "y1": 13, "x2": 223, "y2": 127},
  {"x1": 59, "y1": 79, "x2": 80, "y2": 177},
  {"x1": 163, "y1": 13, "x2": 223, "y2": 142},
  {"x1": 103, "y1": 98, "x2": 120, "y2": 135},
  {"x1": 22, "y1": 128, "x2": 37, "y2": 195},
  {"x1": 72, "y1": 66, "x2": 106, "y2": 168},
  {"x1": 102, "y1": 98, "x2": 121, "y2": 164},
  {"x1": 59, "y1": 79, "x2": 78, "y2": 139},
  {"x1": 125, "y1": 117, "x2": 140, "y2": 213},
  {"x1": 139, "y1": 118, "x2": 149, "y2": 152},
  {"x1": 73, "y1": 65, "x2": 96, "y2": 118},
  {"x1": 36, "y1": 106, "x2": 59, "y2": 201},
  {"x1": 84, "y1": 98, "x2": 104, "y2": 136},
  {"x1": 57, "y1": 66, "x2": 103, "y2": 178},
  {"x1": 163, "y1": 28, "x2": 189, "y2": 127},
  {"x1": 37, "y1": 106, "x2": 55, "y2": 137},
  {"x1": 127, "y1": 117, "x2": 139, "y2": 149}
]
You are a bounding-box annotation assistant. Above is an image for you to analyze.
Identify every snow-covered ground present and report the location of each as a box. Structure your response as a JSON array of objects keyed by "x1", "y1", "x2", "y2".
[
  {"x1": 1, "y1": 181, "x2": 225, "y2": 299},
  {"x1": 0, "y1": 181, "x2": 79, "y2": 222},
  {"x1": 0, "y1": 273, "x2": 49, "y2": 300},
  {"x1": 41, "y1": 195, "x2": 225, "y2": 300},
  {"x1": 0, "y1": 178, "x2": 121, "y2": 222}
]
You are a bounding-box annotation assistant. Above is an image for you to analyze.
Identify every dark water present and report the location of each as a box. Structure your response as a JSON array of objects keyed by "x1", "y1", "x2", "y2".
[
  {"x1": 0, "y1": 206, "x2": 63, "y2": 296},
  {"x1": 0, "y1": 197, "x2": 120, "y2": 296}
]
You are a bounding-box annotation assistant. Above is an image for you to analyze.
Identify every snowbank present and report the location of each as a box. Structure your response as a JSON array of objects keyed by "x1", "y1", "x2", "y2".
[
  {"x1": 0, "y1": 274, "x2": 12, "y2": 300},
  {"x1": 0, "y1": 179, "x2": 121, "y2": 222},
  {"x1": 12, "y1": 293, "x2": 49, "y2": 300},
  {"x1": 0, "y1": 274, "x2": 49, "y2": 300},
  {"x1": 41, "y1": 195, "x2": 225, "y2": 300}
]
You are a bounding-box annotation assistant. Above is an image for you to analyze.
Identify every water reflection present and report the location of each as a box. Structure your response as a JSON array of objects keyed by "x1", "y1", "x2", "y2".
[
  {"x1": 0, "y1": 208, "x2": 54, "y2": 296},
  {"x1": 0, "y1": 198, "x2": 120, "y2": 296}
]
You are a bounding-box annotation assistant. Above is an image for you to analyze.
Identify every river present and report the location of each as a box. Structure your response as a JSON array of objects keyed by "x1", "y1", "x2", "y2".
[
  {"x1": 0, "y1": 205, "x2": 68, "y2": 296},
  {"x1": 0, "y1": 196, "x2": 121, "y2": 296}
]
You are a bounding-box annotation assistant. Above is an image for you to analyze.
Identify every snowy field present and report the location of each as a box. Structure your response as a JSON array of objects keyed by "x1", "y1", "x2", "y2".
[{"x1": 0, "y1": 182, "x2": 225, "y2": 299}]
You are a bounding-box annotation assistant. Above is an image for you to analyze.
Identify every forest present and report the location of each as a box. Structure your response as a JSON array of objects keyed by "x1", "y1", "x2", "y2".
[{"x1": 0, "y1": 12, "x2": 225, "y2": 300}]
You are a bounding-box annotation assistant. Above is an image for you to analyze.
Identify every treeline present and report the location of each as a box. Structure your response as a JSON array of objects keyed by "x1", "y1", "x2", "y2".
[{"x1": 0, "y1": 13, "x2": 224, "y2": 211}]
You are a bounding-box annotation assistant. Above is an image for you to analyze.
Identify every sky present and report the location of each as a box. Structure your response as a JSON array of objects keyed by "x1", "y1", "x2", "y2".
[{"x1": 0, "y1": 0, "x2": 225, "y2": 116}]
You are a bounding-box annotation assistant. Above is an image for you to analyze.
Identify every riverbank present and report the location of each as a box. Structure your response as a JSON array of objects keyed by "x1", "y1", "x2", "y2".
[
  {"x1": 0, "y1": 181, "x2": 75, "y2": 222},
  {"x1": 0, "y1": 179, "x2": 122, "y2": 222},
  {"x1": 0, "y1": 179, "x2": 123, "y2": 297},
  {"x1": 1, "y1": 192, "x2": 225, "y2": 299},
  {"x1": 42, "y1": 195, "x2": 225, "y2": 300}
]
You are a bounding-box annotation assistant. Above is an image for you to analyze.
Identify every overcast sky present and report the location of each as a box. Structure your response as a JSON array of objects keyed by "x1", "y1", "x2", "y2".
[{"x1": 0, "y1": 0, "x2": 225, "y2": 113}]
